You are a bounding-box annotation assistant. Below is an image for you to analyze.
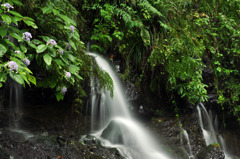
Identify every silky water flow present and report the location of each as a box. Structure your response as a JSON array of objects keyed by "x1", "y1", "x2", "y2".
[
  {"x1": 197, "y1": 103, "x2": 233, "y2": 159},
  {"x1": 8, "y1": 80, "x2": 33, "y2": 139},
  {"x1": 87, "y1": 52, "x2": 171, "y2": 159}
]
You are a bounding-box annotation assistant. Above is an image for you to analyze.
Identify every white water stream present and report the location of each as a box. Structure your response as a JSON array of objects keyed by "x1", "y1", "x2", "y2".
[
  {"x1": 180, "y1": 127, "x2": 194, "y2": 159},
  {"x1": 88, "y1": 52, "x2": 171, "y2": 159},
  {"x1": 197, "y1": 103, "x2": 234, "y2": 159},
  {"x1": 8, "y1": 81, "x2": 33, "y2": 139}
]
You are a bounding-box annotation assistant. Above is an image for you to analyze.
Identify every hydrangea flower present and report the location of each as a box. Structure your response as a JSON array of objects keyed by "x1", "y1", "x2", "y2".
[
  {"x1": 5, "y1": 61, "x2": 18, "y2": 72},
  {"x1": 70, "y1": 26, "x2": 75, "y2": 33},
  {"x1": 58, "y1": 49, "x2": 63, "y2": 55},
  {"x1": 61, "y1": 86, "x2": 67, "y2": 95},
  {"x1": 22, "y1": 58, "x2": 30, "y2": 66},
  {"x1": 15, "y1": 50, "x2": 21, "y2": 55},
  {"x1": 65, "y1": 72, "x2": 71, "y2": 78},
  {"x1": 22, "y1": 32, "x2": 32, "y2": 41},
  {"x1": 1, "y1": 3, "x2": 14, "y2": 11},
  {"x1": 47, "y1": 39, "x2": 57, "y2": 46}
]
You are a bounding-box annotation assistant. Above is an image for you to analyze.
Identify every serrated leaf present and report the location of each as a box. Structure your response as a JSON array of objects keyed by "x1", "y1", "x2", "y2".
[
  {"x1": 36, "y1": 44, "x2": 47, "y2": 53},
  {"x1": 1, "y1": 14, "x2": 12, "y2": 24},
  {"x1": 0, "y1": 44, "x2": 7, "y2": 57},
  {"x1": 43, "y1": 54, "x2": 52, "y2": 65},
  {"x1": 0, "y1": 27, "x2": 7, "y2": 38},
  {"x1": 8, "y1": 11, "x2": 23, "y2": 17},
  {"x1": 9, "y1": 32, "x2": 22, "y2": 41}
]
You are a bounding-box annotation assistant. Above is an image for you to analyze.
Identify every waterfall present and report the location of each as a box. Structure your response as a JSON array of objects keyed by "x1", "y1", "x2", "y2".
[
  {"x1": 197, "y1": 103, "x2": 218, "y2": 145},
  {"x1": 197, "y1": 103, "x2": 234, "y2": 159},
  {"x1": 8, "y1": 80, "x2": 23, "y2": 129},
  {"x1": 180, "y1": 127, "x2": 194, "y2": 159},
  {"x1": 87, "y1": 52, "x2": 171, "y2": 159},
  {"x1": 7, "y1": 80, "x2": 33, "y2": 139}
]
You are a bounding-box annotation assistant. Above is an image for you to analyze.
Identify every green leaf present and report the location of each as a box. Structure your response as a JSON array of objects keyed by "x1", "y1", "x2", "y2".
[
  {"x1": 69, "y1": 65, "x2": 79, "y2": 74},
  {"x1": 27, "y1": 41, "x2": 36, "y2": 49},
  {"x1": 74, "y1": 73, "x2": 83, "y2": 80},
  {"x1": 52, "y1": 9, "x2": 59, "y2": 15},
  {"x1": 26, "y1": 74, "x2": 36, "y2": 85},
  {"x1": 0, "y1": 44, "x2": 7, "y2": 57},
  {"x1": 1, "y1": 14, "x2": 12, "y2": 24},
  {"x1": 8, "y1": 11, "x2": 23, "y2": 17},
  {"x1": 9, "y1": 32, "x2": 22, "y2": 41},
  {"x1": 54, "y1": 59, "x2": 65, "y2": 66},
  {"x1": 12, "y1": 0, "x2": 24, "y2": 6},
  {"x1": 141, "y1": 28, "x2": 150, "y2": 45},
  {"x1": 49, "y1": 77, "x2": 58, "y2": 88},
  {"x1": 0, "y1": 27, "x2": 7, "y2": 38},
  {"x1": 4, "y1": 39, "x2": 17, "y2": 49},
  {"x1": 56, "y1": 92, "x2": 64, "y2": 101},
  {"x1": 69, "y1": 40, "x2": 76, "y2": 51},
  {"x1": 9, "y1": 72, "x2": 25, "y2": 86},
  {"x1": 43, "y1": 54, "x2": 52, "y2": 65},
  {"x1": 36, "y1": 44, "x2": 47, "y2": 53},
  {"x1": 67, "y1": 53, "x2": 76, "y2": 62},
  {"x1": 31, "y1": 39, "x2": 43, "y2": 45},
  {"x1": 58, "y1": 14, "x2": 76, "y2": 26},
  {"x1": 41, "y1": 6, "x2": 53, "y2": 14},
  {"x1": 23, "y1": 19, "x2": 38, "y2": 29},
  {"x1": 20, "y1": 44, "x2": 27, "y2": 53},
  {"x1": 0, "y1": 72, "x2": 7, "y2": 82}
]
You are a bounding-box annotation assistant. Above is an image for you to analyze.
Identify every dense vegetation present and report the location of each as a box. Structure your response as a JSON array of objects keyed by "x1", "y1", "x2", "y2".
[{"x1": 1, "y1": 0, "x2": 240, "y2": 121}]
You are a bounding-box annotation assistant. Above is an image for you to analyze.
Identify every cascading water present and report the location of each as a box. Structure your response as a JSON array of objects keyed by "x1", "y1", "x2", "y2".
[
  {"x1": 197, "y1": 103, "x2": 218, "y2": 145},
  {"x1": 180, "y1": 127, "x2": 194, "y2": 159},
  {"x1": 88, "y1": 52, "x2": 171, "y2": 159},
  {"x1": 197, "y1": 103, "x2": 234, "y2": 159},
  {"x1": 8, "y1": 80, "x2": 23, "y2": 129},
  {"x1": 7, "y1": 80, "x2": 33, "y2": 139}
]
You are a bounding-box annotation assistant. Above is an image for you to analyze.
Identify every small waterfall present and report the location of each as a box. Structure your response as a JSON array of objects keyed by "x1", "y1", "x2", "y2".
[
  {"x1": 87, "y1": 52, "x2": 171, "y2": 159},
  {"x1": 197, "y1": 103, "x2": 218, "y2": 145},
  {"x1": 7, "y1": 80, "x2": 33, "y2": 139},
  {"x1": 8, "y1": 81, "x2": 23, "y2": 129},
  {"x1": 180, "y1": 127, "x2": 194, "y2": 159},
  {"x1": 197, "y1": 103, "x2": 234, "y2": 159}
]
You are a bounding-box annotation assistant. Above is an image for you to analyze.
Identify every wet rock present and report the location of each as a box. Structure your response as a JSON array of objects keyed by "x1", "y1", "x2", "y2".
[
  {"x1": 196, "y1": 144, "x2": 225, "y2": 159},
  {"x1": 101, "y1": 120, "x2": 123, "y2": 144}
]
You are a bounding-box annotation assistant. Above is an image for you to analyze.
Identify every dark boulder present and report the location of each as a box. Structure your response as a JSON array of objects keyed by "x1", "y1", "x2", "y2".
[{"x1": 196, "y1": 144, "x2": 225, "y2": 159}]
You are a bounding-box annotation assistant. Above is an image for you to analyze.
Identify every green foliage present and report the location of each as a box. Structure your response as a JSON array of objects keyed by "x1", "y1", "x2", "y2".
[
  {"x1": 0, "y1": 0, "x2": 88, "y2": 101},
  {"x1": 82, "y1": 0, "x2": 240, "y2": 120}
]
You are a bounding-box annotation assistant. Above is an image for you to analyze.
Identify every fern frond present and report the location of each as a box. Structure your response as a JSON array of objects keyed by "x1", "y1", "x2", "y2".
[{"x1": 138, "y1": 0, "x2": 163, "y2": 17}]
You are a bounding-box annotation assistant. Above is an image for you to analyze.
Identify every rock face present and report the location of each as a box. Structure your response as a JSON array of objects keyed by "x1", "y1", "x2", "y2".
[{"x1": 196, "y1": 144, "x2": 225, "y2": 159}]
